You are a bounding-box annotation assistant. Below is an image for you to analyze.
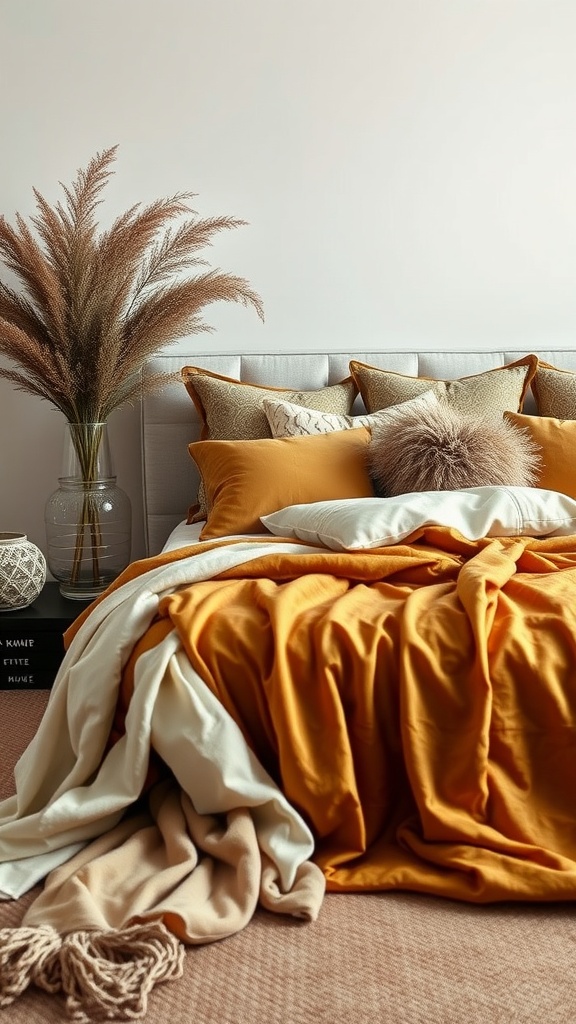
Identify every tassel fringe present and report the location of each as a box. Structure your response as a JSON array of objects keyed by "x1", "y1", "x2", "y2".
[
  {"x1": 0, "y1": 925, "x2": 62, "y2": 1004},
  {"x1": 0, "y1": 922, "x2": 185, "y2": 1021}
]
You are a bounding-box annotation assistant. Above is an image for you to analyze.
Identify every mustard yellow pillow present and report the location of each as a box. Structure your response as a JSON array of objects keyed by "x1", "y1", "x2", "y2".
[
  {"x1": 503, "y1": 411, "x2": 576, "y2": 499},
  {"x1": 350, "y1": 356, "x2": 537, "y2": 416},
  {"x1": 181, "y1": 365, "x2": 358, "y2": 521},
  {"x1": 188, "y1": 427, "x2": 374, "y2": 539}
]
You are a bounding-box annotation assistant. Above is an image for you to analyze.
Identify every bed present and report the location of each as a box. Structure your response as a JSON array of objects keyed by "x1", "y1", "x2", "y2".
[{"x1": 2, "y1": 346, "x2": 576, "y2": 1021}]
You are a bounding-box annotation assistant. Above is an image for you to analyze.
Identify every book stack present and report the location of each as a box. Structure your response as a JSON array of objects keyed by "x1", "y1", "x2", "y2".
[{"x1": 0, "y1": 583, "x2": 91, "y2": 690}]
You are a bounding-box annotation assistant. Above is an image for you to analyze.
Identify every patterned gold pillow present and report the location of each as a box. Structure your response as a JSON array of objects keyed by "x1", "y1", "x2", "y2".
[
  {"x1": 181, "y1": 366, "x2": 358, "y2": 521},
  {"x1": 532, "y1": 363, "x2": 576, "y2": 419},
  {"x1": 349, "y1": 355, "x2": 537, "y2": 416}
]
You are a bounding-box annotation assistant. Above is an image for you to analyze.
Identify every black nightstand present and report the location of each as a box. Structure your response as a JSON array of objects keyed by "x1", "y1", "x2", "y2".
[{"x1": 0, "y1": 583, "x2": 93, "y2": 690}]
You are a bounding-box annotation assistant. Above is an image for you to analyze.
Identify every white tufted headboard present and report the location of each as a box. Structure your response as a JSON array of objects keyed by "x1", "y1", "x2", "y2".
[{"x1": 140, "y1": 348, "x2": 576, "y2": 556}]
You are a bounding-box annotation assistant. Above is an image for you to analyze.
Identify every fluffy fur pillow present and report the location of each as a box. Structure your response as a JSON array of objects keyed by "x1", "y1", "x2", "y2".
[{"x1": 368, "y1": 401, "x2": 542, "y2": 496}]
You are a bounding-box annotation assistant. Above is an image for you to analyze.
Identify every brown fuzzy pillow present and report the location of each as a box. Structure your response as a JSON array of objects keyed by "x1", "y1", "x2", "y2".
[{"x1": 367, "y1": 401, "x2": 542, "y2": 496}]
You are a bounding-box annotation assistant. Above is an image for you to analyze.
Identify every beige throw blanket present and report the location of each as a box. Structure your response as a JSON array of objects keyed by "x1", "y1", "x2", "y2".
[
  {"x1": 0, "y1": 540, "x2": 328, "y2": 1022},
  {"x1": 1, "y1": 779, "x2": 323, "y2": 1022}
]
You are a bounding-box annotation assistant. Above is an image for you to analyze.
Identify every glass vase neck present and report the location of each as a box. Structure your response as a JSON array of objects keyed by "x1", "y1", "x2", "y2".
[{"x1": 61, "y1": 421, "x2": 115, "y2": 482}]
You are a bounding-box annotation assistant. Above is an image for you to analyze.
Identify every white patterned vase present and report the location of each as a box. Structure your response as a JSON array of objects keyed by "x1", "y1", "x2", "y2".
[{"x1": 0, "y1": 533, "x2": 47, "y2": 612}]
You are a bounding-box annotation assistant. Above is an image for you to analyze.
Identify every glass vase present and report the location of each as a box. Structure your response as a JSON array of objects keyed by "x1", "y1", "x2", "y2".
[{"x1": 44, "y1": 422, "x2": 132, "y2": 600}]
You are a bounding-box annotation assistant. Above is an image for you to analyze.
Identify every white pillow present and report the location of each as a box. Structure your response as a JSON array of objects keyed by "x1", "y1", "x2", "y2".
[
  {"x1": 261, "y1": 486, "x2": 576, "y2": 551},
  {"x1": 262, "y1": 389, "x2": 439, "y2": 437}
]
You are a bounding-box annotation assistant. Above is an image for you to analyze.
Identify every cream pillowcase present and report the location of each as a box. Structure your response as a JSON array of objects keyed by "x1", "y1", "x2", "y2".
[
  {"x1": 262, "y1": 390, "x2": 439, "y2": 438},
  {"x1": 261, "y1": 487, "x2": 576, "y2": 551}
]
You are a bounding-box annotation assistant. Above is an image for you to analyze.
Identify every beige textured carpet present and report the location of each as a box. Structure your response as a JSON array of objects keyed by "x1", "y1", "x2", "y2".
[{"x1": 2, "y1": 690, "x2": 576, "y2": 1024}]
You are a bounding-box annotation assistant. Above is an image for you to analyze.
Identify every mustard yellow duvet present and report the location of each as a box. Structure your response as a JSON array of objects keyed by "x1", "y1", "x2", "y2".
[{"x1": 104, "y1": 527, "x2": 576, "y2": 903}]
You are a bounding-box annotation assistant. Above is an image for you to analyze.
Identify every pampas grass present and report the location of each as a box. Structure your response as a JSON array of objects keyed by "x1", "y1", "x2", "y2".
[
  {"x1": 0, "y1": 145, "x2": 264, "y2": 423},
  {"x1": 0, "y1": 147, "x2": 264, "y2": 591}
]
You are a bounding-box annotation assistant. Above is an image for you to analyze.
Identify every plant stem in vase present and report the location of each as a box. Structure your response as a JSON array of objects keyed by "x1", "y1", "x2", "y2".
[
  {"x1": 45, "y1": 422, "x2": 132, "y2": 600},
  {"x1": 0, "y1": 145, "x2": 264, "y2": 597}
]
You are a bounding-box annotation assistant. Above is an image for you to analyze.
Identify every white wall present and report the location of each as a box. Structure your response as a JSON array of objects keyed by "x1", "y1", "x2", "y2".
[{"x1": 2, "y1": 0, "x2": 576, "y2": 564}]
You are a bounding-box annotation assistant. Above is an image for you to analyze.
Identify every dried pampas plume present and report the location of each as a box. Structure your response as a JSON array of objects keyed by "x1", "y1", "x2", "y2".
[{"x1": 0, "y1": 145, "x2": 264, "y2": 423}]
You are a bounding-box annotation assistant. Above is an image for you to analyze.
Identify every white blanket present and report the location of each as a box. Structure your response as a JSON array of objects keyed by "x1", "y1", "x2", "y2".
[{"x1": 0, "y1": 539, "x2": 324, "y2": 899}]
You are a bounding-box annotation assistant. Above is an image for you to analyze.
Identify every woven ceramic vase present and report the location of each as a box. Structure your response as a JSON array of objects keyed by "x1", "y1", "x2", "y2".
[{"x1": 0, "y1": 532, "x2": 47, "y2": 612}]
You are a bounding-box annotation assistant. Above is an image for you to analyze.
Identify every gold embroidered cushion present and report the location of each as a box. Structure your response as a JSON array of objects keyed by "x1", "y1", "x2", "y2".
[
  {"x1": 532, "y1": 363, "x2": 576, "y2": 419},
  {"x1": 349, "y1": 355, "x2": 537, "y2": 416},
  {"x1": 181, "y1": 366, "x2": 358, "y2": 522}
]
